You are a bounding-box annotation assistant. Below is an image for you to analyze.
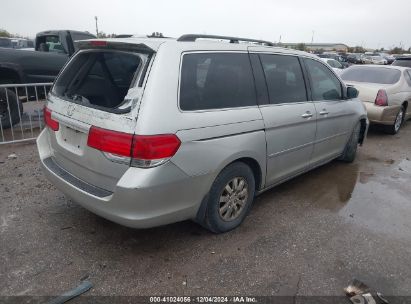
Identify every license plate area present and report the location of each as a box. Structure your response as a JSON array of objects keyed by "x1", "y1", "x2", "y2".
[{"x1": 59, "y1": 125, "x2": 87, "y2": 153}]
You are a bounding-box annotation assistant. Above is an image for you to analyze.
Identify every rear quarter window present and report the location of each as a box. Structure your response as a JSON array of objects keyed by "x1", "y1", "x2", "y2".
[{"x1": 179, "y1": 53, "x2": 257, "y2": 110}]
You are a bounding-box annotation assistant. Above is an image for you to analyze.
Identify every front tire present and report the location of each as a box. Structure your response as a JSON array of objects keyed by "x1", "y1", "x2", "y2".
[
  {"x1": 203, "y1": 162, "x2": 255, "y2": 233},
  {"x1": 339, "y1": 122, "x2": 361, "y2": 163},
  {"x1": 384, "y1": 106, "x2": 405, "y2": 135}
]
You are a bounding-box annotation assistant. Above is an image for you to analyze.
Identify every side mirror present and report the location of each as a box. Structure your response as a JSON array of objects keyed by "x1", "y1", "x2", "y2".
[{"x1": 347, "y1": 86, "x2": 359, "y2": 99}]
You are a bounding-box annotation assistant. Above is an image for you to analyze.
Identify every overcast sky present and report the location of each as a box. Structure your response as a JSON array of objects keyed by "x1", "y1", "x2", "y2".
[{"x1": 2, "y1": 0, "x2": 410, "y2": 49}]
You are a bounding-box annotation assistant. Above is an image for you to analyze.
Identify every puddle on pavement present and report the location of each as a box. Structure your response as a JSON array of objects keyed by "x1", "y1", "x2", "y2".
[
  {"x1": 262, "y1": 157, "x2": 411, "y2": 239},
  {"x1": 336, "y1": 159, "x2": 410, "y2": 239}
]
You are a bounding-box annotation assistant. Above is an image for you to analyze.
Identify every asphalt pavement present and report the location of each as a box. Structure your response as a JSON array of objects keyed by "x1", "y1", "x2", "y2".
[{"x1": 1, "y1": 123, "x2": 411, "y2": 301}]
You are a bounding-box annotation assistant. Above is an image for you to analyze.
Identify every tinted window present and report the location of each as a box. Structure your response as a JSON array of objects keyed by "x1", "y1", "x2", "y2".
[
  {"x1": 341, "y1": 66, "x2": 401, "y2": 84},
  {"x1": 392, "y1": 59, "x2": 411, "y2": 68},
  {"x1": 52, "y1": 51, "x2": 141, "y2": 110},
  {"x1": 180, "y1": 53, "x2": 256, "y2": 110},
  {"x1": 259, "y1": 54, "x2": 307, "y2": 104},
  {"x1": 305, "y1": 59, "x2": 342, "y2": 100}
]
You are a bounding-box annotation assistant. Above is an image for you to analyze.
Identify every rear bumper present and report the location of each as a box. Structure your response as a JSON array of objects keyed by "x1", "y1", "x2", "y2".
[
  {"x1": 36, "y1": 130, "x2": 210, "y2": 228},
  {"x1": 363, "y1": 102, "x2": 400, "y2": 125}
]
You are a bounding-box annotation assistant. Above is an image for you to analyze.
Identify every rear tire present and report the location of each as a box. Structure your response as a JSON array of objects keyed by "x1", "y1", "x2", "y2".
[
  {"x1": 202, "y1": 162, "x2": 255, "y2": 233},
  {"x1": 339, "y1": 122, "x2": 361, "y2": 163},
  {"x1": 384, "y1": 106, "x2": 405, "y2": 135},
  {"x1": 0, "y1": 88, "x2": 23, "y2": 129}
]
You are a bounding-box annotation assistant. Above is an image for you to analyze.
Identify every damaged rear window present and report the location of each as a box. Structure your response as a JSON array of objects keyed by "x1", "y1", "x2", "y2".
[{"x1": 52, "y1": 50, "x2": 142, "y2": 111}]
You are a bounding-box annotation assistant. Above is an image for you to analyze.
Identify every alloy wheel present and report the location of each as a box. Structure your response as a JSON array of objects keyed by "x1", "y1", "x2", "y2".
[{"x1": 218, "y1": 177, "x2": 249, "y2": 221}]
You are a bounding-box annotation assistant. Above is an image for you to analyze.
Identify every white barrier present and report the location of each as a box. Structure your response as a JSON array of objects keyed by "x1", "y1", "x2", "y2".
[{"x1": 0, "y1": 83, "x2": 53, "y2": 144}]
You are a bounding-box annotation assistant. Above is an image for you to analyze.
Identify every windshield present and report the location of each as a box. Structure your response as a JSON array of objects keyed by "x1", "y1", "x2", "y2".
[
  {"x1": 52, "y1": 50, "x2": 142, "y2": 110},
  {"x1": 341, "y1": 67, "x2": 401, "y2": 84}
]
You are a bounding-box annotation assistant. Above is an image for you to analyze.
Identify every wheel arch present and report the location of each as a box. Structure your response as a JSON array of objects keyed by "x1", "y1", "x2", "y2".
[
  {"x1": 402, "y1": 100, "x2": 408, "y2": 112},
  {"x1": 0, "y1": 67, "x2": 22, "y2": 84},
  {"x1": 194, "y1": 155, "x2": 264, "y2": 226},
  {"x1": 359, "y1": 117, "x2": 368, "y2": 145}
]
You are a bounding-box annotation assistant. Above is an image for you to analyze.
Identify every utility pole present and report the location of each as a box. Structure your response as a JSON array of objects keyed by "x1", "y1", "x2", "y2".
[
  {"x1": 311, "y1": 30, "x2": 315, "y2": 44},
  {"x1": 95, "y1": 16, "x2": 99, "y2": 37}
]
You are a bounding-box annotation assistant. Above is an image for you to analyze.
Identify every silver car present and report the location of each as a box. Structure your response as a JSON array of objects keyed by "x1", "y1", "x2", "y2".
[{"x1": 37, "y1": 34, "x2": 368, "y2": 233}]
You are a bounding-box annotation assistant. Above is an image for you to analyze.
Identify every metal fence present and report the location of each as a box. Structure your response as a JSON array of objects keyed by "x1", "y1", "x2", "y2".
[{"x1": 0, "y1": 83, "x2": 53, "y2": 145}]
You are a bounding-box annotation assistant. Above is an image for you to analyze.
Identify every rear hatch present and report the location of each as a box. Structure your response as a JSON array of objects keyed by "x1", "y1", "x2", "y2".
[{"x1": 45, "y1": 40, "x2": 155, "y2": 192}]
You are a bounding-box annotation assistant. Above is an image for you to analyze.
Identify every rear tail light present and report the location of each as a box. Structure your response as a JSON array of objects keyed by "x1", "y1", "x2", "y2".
[
  {"x1": 375, "y1": 89, "x2": 388, "y2": 106},
  {"x1": 43, "y1": 107, "x2": 59, "y2": 131},
  {"x1": 87, "y1": 126, "x2": 180, "y2": 168},
  {"x1": 131, "y1": 135, "x2": 181, "y2": 168},
  {"x1": 87, "y1": 126, "x2": 133, "y2": 158}
]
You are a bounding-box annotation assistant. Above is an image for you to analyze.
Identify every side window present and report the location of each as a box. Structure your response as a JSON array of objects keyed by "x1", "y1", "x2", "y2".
[
  {"x1": 305, "y1": 59, "x2": 342, "y2": 100},
  {"x1": 180, "y1": 53, "x2": 256, "y2": 110},
  {"x1": 259, "y1": 54, "x2": 307, "y2": 104}
]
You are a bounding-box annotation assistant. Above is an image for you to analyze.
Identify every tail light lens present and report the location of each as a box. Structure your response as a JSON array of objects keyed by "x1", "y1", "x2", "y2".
[
  {"x1": 375, "y1": 89, "x2": 388, "y2": 106},
  {"x1": 43, "y1": 107, "x2": 59, "y2": 131},
  {"x1": 87, "y1": 126, "x2": 133, "y2": 157},
  {"x1": 87, "y1": 126, "x2": 180, "y2": 168},
  {"x1": 131, "y1": 135, "x2": 181, "y2": 167}
]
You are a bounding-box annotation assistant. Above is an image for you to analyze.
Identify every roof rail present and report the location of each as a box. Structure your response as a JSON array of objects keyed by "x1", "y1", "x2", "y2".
[{"x1": 177, "y1": 34, "x2": 275, "y2": 46}]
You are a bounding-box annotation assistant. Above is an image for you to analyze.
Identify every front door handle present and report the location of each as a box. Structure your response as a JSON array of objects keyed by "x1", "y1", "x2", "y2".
[
  {"x1": 319, "y1": 110, "x2": 329, "y2": 115},
  {"x1": 301, "y1": 112, "x2": 313, "y2": 119}
]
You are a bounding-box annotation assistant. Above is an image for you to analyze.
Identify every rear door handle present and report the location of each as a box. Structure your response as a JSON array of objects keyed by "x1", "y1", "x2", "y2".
[
  {"x1": 319, "y1": 110, "x2": 329, "y2": 115},
  {"x1": 301, "y1": 112, "x2": 313, "y2": 119}
]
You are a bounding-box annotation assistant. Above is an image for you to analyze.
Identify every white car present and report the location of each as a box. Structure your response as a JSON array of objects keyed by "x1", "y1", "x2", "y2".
[
  {"x1": 370, "y1": 55, "x2": 388, "y2": 65},
  {"x1": 321, "y1": 58, "x2": 344, "y2": 74}
]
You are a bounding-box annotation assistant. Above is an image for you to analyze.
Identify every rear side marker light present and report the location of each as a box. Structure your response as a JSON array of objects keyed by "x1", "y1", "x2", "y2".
[
  {"x1": 375, "y1": 89, "x2": 388, "y2": 106},
  {"x1": 87, "y1": 126, "x2": 181, "y2": 168},
  {"x1": 44, "y1": 107, "x2": 59, "y2": 131}
]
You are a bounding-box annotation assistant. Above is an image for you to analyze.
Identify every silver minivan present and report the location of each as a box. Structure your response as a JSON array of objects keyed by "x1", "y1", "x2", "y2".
[{"x1": 37, "y1": 34, "x2": 368, "y2": 233}]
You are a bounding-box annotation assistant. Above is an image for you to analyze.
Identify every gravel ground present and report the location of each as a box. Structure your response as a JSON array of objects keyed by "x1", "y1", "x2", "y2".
[{"x1": 0, "y1": 123, "x2": 411, "y2": 301}]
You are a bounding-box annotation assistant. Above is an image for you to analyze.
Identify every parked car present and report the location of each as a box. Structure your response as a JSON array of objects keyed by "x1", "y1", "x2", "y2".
[
  {"x1": 341, "y1": 65, "x2": 411, "y2": 134},
  {"x1": 0, "y1": 30, "x2": 96, "y2": 128},
  {"x1": 321, "y1": 58, "x2": 344, "y2": 74},
  {"x1": 392, "y1": 56, "x2": 411, "y2": 68},
  {"x1": 378, "y1": 52, "x2": 395, "y2": 64},
  {"x1": 347, "y1": 53, "x2": 363, "y2": 64},
  {"x1": 318, "y1": 53, "x2": 350, "y2": 68},
  {"x1": 37, "y1": 34, "x2": 368, "y2": 233},
  {"x1": 10, "y1": 38, "x2": 35, "y2": 49},
  {"x1": 371, "y1": 55, "x2": 388, "y2": 65},
  {"x1": 361, "y1": 54, "x2": 373, "y2": 64}
]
